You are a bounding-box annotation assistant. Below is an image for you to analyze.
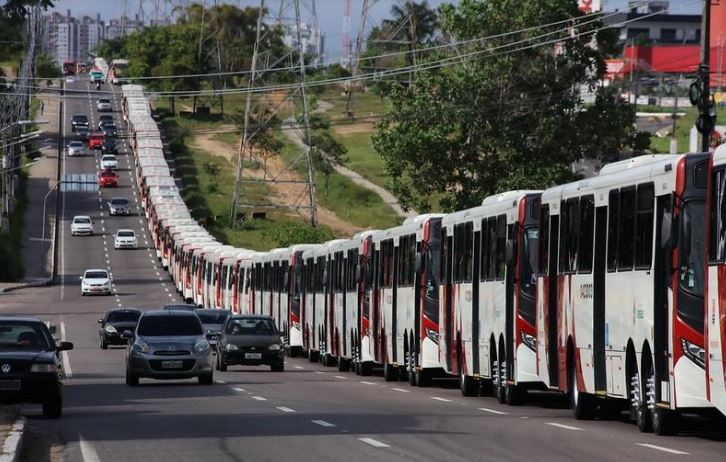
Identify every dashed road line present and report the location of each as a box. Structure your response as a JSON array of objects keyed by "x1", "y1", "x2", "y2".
[
  {"x1": 478, "y1": 407, "x2": 509, "y2": 415},
  {"x1": 294, "y1": 365, "x2": 304, "y2": 370},
  {"x1": 391, "y1": 387, "x2": 410, "y2": 393},
  {"x1": 232, "y1": 387, "x2": 245, "y2": 392},
  {"x1": 546, "y1": 422, "x2": 583, "y2": 431},
  {"x1": 334, "y1": 375, "x2": 346, "y2": 379},
  {"x1": 358, "y1": 438, "x2": 390, "y2": 448},
  {"x1": 635, "y1": 444, "x2": 690, "y2": 455},
  {"x1": 311, "y1": 420, "x2": 336, "y2": 428},
  {"x1": 277, "y1": 407, "x2": 296, "y2": 413},
  {"x1": 250, "y1": 395, "x2": 267, "y2": 401},
  {"x1": 360, "y1": 381, "x2": 376, "y2": 385},
  {"x1": 431, "y1": 397, "x2": 451, "y2": 402}
]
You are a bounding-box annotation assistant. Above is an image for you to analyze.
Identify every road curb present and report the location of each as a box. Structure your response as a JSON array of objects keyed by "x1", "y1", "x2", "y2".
[
  {"x1": 0, "y1": 278, "x2": 53, "y2": 294},
  {"x1": 0, "y1": 417, "x2": 25, "y2": 462}
]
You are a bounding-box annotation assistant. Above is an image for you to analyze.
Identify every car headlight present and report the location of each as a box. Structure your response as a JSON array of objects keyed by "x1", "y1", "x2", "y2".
[
  {"x1": 194, "y1": 338, "x2": 210, "y2": 353},
  {"x1": 225, "y1": 343, "x2": 238, "y2": 351},
  {"x1": 133, "y1": 338, "x2": 150, "y2": 353},
  {"x1": 681, "y1": 338, "x2": 705, "y2": 369},
  {"x1": 269, "y1": 344, "x2": 281, "y2": 351},
  {"x1": 105, "y1": 325, "x2": 118, "y2": 334},
  {"x1": 30, "y1": 363, "x2": 59, "y2": 373},
  {"x1": 520, "y1": 332, "x2": 537, "y2": 352}
]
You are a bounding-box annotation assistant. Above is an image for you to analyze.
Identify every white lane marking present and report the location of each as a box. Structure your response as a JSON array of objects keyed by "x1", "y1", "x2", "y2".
[
  {"x1": 478, "y1": 407, "x2": 509, "y2": 415},
  {"x1": 391, "y1": 387, "x2": 410, "y2": 393},
  {"x1": 79, "y1": 434, "x2": 101, "y2": 462},
  {"x1": 60, "y1": 321, "x2": 72, "y2": 378},
  {"x1": 635, "y1": 444, "x2": 690, "y2": 455},
  {"x1": 546, "y1": 422, "x2": 583, "y2": 431},
  {"x1": 294, "y1": 365, "x2": 304, "y2": 370},
  {"x1": 431, "y1": 397, "x2": 451, "y2": 402},
  {"x1": 216, "y1": 380, "x2": 226, "y2": 384},
  {"x1": 277, "y1": 407, "x2": 296, "y2": 413},
  {"x1": 358, "y1": 438, "x2": 390, "y2": 448},
  {"x1": 117, "y1": 303, "x2": 122, "y2": 307},
  {"x1": 232, "y1": 387, "x2": 245, "y2": 392},
  {"x1": 314, "y1": 371, "x2": 325, "y2": 374},
  {"x1": 311, "y1": 420, "x2": 336, "y2": 428},
  {"x1": 334, "y1": 375, "x2": 346, "y2": 379},
  {"x1": 360, "y1": 381, "x2": 376, "y2": 385}
]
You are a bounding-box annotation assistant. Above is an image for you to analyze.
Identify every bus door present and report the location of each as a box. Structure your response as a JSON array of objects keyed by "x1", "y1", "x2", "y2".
[
  {"x1": 444, "y1": 229, "x2": 454, "y2": 372},
  {"x1": 547, "y1": 214, "x2": 560, "y2": 388},
  {"x1": 653, "y1": 194, "x2": 672, "y2": 403},
  {"x1": 593, "y1": 206, "x2": 607, "y2": 392}
]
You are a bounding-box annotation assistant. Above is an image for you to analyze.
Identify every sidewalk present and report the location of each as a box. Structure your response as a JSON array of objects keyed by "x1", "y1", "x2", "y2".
[
  {"x1": 20, "y1": 89, "x2": 60, "y2": 283},
  {"x1": 0, "y1": 405, "x2": 24, "y2": 461}
]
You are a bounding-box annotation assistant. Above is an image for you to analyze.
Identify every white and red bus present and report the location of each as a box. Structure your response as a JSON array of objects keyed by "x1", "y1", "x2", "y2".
[
  {"x1": 369, "y1": 215, "x2": 444, "y2": 382},
  {"x1": 440, "y1": 192, "x2": 541, "y2": 398},
  {"x1": 705, "y1": 143, "x2": 726, "y2": 420},
  {"x1": 537, "y1": 154, "x2": 712, "y2": 434},
  {"x1": 326, "y1": 238, "x2": 360, "y2": 370},
  {"x1": 286, "y1": 244, "x2": 321, "y2": 357}
]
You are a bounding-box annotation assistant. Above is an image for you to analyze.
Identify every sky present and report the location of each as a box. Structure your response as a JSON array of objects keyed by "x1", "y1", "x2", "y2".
[{"x1": 49, "y1": 0, "x2": 702, "y2": 58}]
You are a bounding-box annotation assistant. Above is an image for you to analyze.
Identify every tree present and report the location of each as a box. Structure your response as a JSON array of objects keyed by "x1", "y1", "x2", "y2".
[
  {"x1": 35, "y1": 53, "x2": 60, "y2": 78},
  {"x1": 373, "y1": 0, "x2": 648, "y2": 213},
  {"x1": 2, "y1": 0, "x2": 54, "y2": 20}
]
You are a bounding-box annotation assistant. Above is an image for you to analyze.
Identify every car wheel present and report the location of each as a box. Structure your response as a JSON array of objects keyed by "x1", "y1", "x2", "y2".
[
  {"x1": 125, "y1": 366, "x2": 139, "y2": 386},
  {"x1": 217, "y1": 353, "x2": 227, "y2": 372},
  {"x1": 271, "y1": 361, "x2": 284, "y2": 372},
  {"x1": 42, "y1": 396, "x2": 62, "y2": 419},
  {"x1": 100, "y1": 336, "x2": 108, "y2": 349},
  {"x1": 198, "y1": 373, "x2": 214, "y2": 385}
]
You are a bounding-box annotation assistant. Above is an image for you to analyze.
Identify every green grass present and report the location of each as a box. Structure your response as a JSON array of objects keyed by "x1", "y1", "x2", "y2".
[
  {"x1": 314, "y1": 87, "x2": 390, "y2": 119},
  {"x1": 330, "y1": 130, "x2": 390, "y2": 190},
  {"x1": 161, "y1": 115, "x2": 336, "y2": 251},
  {"x1": 277, "y1": 132, "x2": 401, "y2": 230},
  {"x1": 650, "y1": 107, "x2": 698, "y2": 154}
]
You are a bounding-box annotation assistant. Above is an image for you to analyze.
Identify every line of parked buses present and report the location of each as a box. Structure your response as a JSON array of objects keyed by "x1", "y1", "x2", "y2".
[{"x1": 121, "y1": 84, "x2": 726, "y2": 436}]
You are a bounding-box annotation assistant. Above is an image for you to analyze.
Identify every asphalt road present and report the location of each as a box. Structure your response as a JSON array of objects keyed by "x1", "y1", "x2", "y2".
[{"x1": 1, "y1": 78, "x2": 725, "y2": 462}]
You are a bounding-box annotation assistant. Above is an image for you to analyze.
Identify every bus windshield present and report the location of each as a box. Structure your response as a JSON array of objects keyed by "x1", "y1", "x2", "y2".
[{"x1": 680, "y1": 200, "x2": 705, "y2": 297}]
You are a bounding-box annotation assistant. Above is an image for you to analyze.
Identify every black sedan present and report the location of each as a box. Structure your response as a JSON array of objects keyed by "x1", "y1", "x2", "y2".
[
  {"x1": 0, "y1": 317, "x2": 73, "y2": 418},
  {"x1": 216, "y1": 315, "x2": 284, "y2": 372},
  {"x1": 162, "y1": 304, "x2": 197, "y2": 312},
  {"x1": 102, "y1": 124, "x2": 117, "y2": 138},
  {"x1": 98, "y1": 308, "x2": 141, "y2": 349},
  {"x1": 101, "y1": 138, "x2": 117, "y2": 154},
  {"x1": 195, "y1": 309, "x2": 230, "y2": 351}
]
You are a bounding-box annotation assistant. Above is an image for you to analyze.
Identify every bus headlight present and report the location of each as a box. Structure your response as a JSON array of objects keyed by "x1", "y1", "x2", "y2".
[
  {"x1": 680, "y1": 338, "x2": 705, "y2": 369},
  {"x1": 425, "y1": 328, "x2": 439, "y2": 344},
  {"x1": 520, "y1": 332, "x2": 537, "y2": 352}
]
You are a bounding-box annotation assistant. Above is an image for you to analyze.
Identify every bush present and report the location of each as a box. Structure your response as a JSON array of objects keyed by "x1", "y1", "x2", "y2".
[{"x1": 263, "y1": 222, "x2": 334, "y2": 247}]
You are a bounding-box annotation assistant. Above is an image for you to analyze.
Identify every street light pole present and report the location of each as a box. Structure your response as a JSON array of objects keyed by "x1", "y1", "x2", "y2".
[
  {"x1": 699, "y1": 0, "x2": 713, "y2": 152},
  {"x1": 41, "y1": 180, "x2": 62, "y2": 242}
]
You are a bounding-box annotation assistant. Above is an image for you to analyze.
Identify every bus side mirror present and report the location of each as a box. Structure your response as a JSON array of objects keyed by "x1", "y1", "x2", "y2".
[{"x1": 505, "y1": 239, "x2": 516, "y2": 265}]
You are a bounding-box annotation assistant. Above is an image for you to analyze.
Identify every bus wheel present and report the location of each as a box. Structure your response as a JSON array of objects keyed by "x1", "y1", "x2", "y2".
[
  {"x1": 570, "y1": 360, "x2": 596, "y2": 420},
  {"x1": 416, "y1": 369, "x2": 432, "y2": 387},
  {"x1": 308, "y1": 351, "x2": 319, "y2": 363},
  {"x1": 479, "y1": 379, "x2": 493, "y2": 397},
  {"x1": 460, "y1": 371, "x2": 477, "y2": 397},
  {"x1": 360, "y1": 361, "x2": 372, "y2": 376},
  {"x1": 496, "y1": 361, "x2": 507, "y2": 404},
  {"x1": 646, "y1": 364, "x2": 678, "y2": 435},
  {"x1": 384, "y1": 363, "x2": 397, "y2": 382},
  {"x1": 630, "y1": 369, "x2": 652, "y2": 432},
  {"x1": 337, "y1": 357, "x2": 349, "y2": 372},
  {"x1": 288, "y1": 347, "x2": 299, "y2": 358},
  {"x1": 505, "y1": 384, "x2": 525, "y2": 406}
]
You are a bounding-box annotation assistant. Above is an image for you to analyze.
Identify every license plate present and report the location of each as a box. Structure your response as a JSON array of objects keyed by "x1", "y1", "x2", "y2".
[
  {"x1": 244, "y1": 353, "x2": 262, "y2": 360},
  {"x1": 0, "y1": 380, "x2": 20, "y2": 390},
  {"x1": 161, "y1": 360, "x2": 183, "y2": 369}
]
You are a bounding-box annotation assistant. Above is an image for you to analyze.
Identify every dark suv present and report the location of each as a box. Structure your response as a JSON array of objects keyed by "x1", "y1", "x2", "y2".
[
  {"x1": 0, "y1": 317, "x2": 73, "y2": 418},
  {"x1": 71, "y1": 114, "x2": 89, "y2": 131}
]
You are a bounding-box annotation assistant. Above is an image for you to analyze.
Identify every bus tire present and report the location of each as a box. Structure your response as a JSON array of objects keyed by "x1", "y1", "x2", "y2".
[
  {"x1": 360, "y1": 361, "x2": 373, "y2": 376},
  {"x1": 337, "y1": 357, "x2": 349, "y2": 372},
  {"x1": 384, "y1": 363, "x2": 397, "y2": 382},
  {"x1": 479, "y1": 379, "x2": 493, "y2": 397},
  {"x1": 505, "y1": 384, "x2": 525, "y2": 406},
  {"x1": 570, "y1": 360, "x2": 596, "y2": 420},
  {"x1": 460, "y1": 370, "x2": 477, "y2": 397},
  {"x1": 288, "y1": 347, "x2": 300, "y2": 358},
  {"x1": 416, "y1": 369, "x2": 432, "y2": 387},
  {"x1": 652, "y1": 408, "x2": 679, "y2": 436}
]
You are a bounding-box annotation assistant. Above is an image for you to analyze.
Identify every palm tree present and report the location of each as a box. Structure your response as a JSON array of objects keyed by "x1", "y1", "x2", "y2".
[{"x1": 389, "y1": 1, "x2": 439, "y2": 66}]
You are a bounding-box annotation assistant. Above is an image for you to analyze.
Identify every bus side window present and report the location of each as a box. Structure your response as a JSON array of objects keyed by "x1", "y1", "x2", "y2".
[
  {"x1": 578, "y1": 195, "x2": 594, "y2": 273},
  {"x1": 710, "y1": 168, "x2": 726, "y2": 263},
  {"x1": 635, "y1": 183, "x2": 654, "y2": 269},
  {"x1": 607, "y1": 190, "x2": 619, "y2": 271},
  {"x1": 618, "y1": 188, "x2": 636, "y2": 271}
]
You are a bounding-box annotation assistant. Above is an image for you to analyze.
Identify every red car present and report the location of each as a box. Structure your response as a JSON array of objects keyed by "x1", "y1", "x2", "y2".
[
  {"x1": 88, "y1": 133, "x2": 104, "y2": 150},
  {"x1": 99, "y1": 170, "x2": 118, "y2": 188}
]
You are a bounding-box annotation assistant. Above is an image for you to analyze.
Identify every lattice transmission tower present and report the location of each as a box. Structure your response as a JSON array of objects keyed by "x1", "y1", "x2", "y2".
[{"x1": 230, "y1": 0, "x2": 319, "y2": 227}]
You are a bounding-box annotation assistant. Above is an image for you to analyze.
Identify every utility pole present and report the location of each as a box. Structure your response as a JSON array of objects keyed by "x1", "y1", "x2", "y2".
[
  {"x1": 699, "y1": 0, "x2": 713, "y2": 152},
  {"x1": 670, "y1": 77, "x2": 679, "y2": 154}
]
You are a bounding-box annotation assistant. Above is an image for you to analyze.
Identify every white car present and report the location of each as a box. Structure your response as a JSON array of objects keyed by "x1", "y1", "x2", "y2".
[
  {"x1": 114, "y1": 229, "x2": 138, "y2": 249},
  {"x1": 100, "y1": 154, "x2": 118, "y2": 170},
  {"x1": 71, "y1": 215, "x2": 93, "y2": 236},
  {"x1": 81, "y1": 269, "x2": 111, "y2": 296},
  {"x1": 67, "y1": 141, "x2": 87, "y2": 157},
  {"x1": 96, "y1": 98, "x2": 112, "y2": 112}
]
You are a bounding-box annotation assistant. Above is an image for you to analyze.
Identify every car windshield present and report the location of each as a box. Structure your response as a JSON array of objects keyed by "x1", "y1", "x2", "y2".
[
  {"x1": 99, "y1": 99, "x2": 110, "y2": 103},
  {"x1": 0, "y1": 321, "x2": 53, "y2": 351},
  {"x1": 74, "y1": 217, "x2": 90, "y2": 224},
  {"x1": 196, "y1": 311, "x2": 230, "y2": 324},
  {"x1": 76, "y1": 126, "x2": 88, "y2": 132},
  {"x1": 101, "y1": 171, "x2": 115, "y2": 177},
  {"x1": 137, "y1": 315, "x2": 202, "y2": 336},
  {"x1": 107, "y1": 311, "x2": 140, "y2": 323},
  {"x1": 102, "y1": 156, "x2": 115, "y2": 161},
  {"x1": 117, "y1": 231, "x2": 135, "y2": 237},
  {"x1": 226, "y1": 318, "x2": 276, "y2": 335},
  {"x1": 69, "y1": 142, "x2": 83, "y2": 147},
  {"x1": 163, "y1": 305, "x2": 196, "y2": 311},
  {"x1": 111, "y1": 199, "x2": 129, "y2": 206},
  {"x1": 74, "y1": 115, "x2": 88, "y2": 122},
  {"x1": 85, "y1": 271, "x2": 108, "y2": 279}
]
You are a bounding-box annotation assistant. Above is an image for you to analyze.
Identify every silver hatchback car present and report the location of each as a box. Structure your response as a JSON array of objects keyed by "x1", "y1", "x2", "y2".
[{"x1": 124, "y1": 310, "x2": 214, "y2": 386}]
